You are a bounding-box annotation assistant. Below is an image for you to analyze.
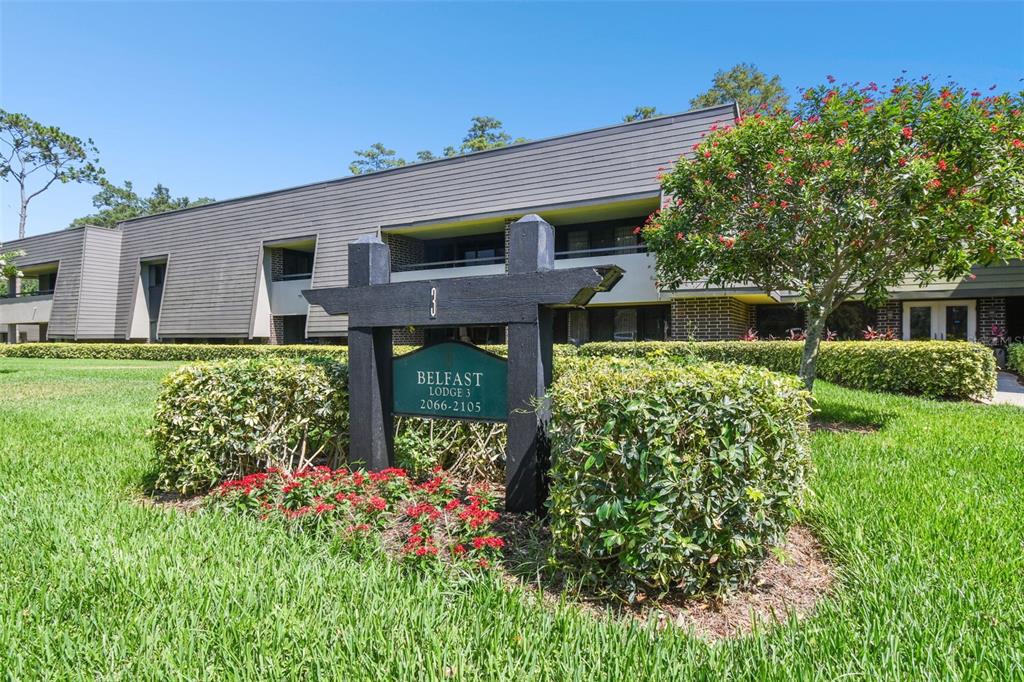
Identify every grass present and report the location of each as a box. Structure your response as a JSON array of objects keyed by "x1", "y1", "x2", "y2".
[{"x1": 1, "y1": 357, "x2": 1022, "y2": 680}]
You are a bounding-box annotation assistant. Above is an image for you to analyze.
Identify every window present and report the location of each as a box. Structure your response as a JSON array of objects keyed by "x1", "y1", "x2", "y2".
[
  {"x1": 554, "y1": 217, "x2": 646, "y2": 259},
  {"x1": 613, "y1": 308, "x2": 638, "y2": 341},
  {"x1": 756, "y1": 304, "x2": 805, "y2": 338},
  {"x1": 554, "y1": 305, "x2": 668, "y2": 343},
  {"x1": 281, "y1": 249, "x2": 314, "y2": 278},
  {"x1": 1006, "y1": 297, "x2": 1024, "y2": 343},
  {"x1": 908, "y1": 306, "x2": 932, "y2": 340},
  {"x1": 37, "y1": 272, "x2": 57, "y2": 294}
]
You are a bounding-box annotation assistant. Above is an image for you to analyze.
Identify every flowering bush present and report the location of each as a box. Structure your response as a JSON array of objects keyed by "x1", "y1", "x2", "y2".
[
  {"x1": 645, "y1": 76, "x2": 1024, "y2": 390},
  {"x1": 207, "y1": 465, "x2": 504, "y2": 571}
]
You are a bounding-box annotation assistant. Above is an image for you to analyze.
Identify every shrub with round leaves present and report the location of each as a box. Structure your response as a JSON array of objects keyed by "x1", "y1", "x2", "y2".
[
  {"x1": 1009, "y1": 343, "x2": 1024, "y2": 374},
  {"x1": 151, "y1": 356, "x2": 349, "y2": 493},
  {"x1": 547, "y1": 357, "x2": 811, "y2": 600},
  {"x1": 577, "y1": 340, "x2": 996, "y2": 401}
]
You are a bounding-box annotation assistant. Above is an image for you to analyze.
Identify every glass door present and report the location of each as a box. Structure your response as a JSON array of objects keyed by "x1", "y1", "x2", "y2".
[{"x1": 903, "y1": 300, "x2": 976, "y2": 340}]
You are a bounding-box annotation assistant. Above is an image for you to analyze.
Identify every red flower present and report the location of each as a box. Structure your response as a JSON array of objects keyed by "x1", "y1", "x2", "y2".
[
  {"x1": 929, "y1": 178, "x2": 942, "y2": 189},
  {"x1": 835, "y1": 138, "x2": 847, "y2": 146},
  {"x1": 472, "y1": 536, "x2": 505, "y2": 550},
  {"x1": 764, "y1": 162, "x2": 774, "y2": 171},
  {"x1": 937, "y1": 159, "x2": 948, "y2": 171},
  {"x1": 675, "y1": 232, "x2": 684, "y2": 241},
  {"x1": 632, "y1": 226, "x2": 642, "y2": 235},
  {"x1": 780, "y1": 200, "x2": 789, "y2": 209},
  {"x1": 1012, "y1": 139, "x2": 1024, "y2": 149},
  {"x1": 445, "y1": 498, "x2": 462, "y2": 511},
  {"x1": 726, "y1": 171, "x2": 737, "y2": 180},
  {"x1": 451, "y1": 544, "x2": 467, "y2": 556},
  {"x1": 901, "y1": 126, "x2": 913, "y2": 140},
  {"x1": 898, "y1": 157, "x2": 908, "y2": 167},
  {"x1": 703, "y1": 151, "x2": 712, "y2": 158},
  {"x1": 751, "y1": 201, "x2": 761, "y2": 209},
  {"x1": 718, "y1": 236, "x2": 736, "y2": 248}
]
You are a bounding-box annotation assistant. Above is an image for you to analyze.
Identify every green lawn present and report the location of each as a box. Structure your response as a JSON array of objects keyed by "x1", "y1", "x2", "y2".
[{"x1": 1, "y1": 358, "x2": 1022, "y2": 679}]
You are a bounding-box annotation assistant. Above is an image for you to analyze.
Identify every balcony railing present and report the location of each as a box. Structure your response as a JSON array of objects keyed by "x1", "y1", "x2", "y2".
[
  {"x1": 392, "y1": 245, "x2": 648, "y2": 273},
  {"x1": 555, "y1": 244, "x2": 647, "y2": 259},
  {"x1": 279, "y1": 272, "x2": 313, "y2": 281},
  {"x1": 395, "y1": 255, "x2": 505, "y2": 273}
]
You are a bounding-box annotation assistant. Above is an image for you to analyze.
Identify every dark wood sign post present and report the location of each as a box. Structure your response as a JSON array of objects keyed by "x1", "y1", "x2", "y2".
[{"x1": 303, "y1": 215, "x2": 621, "y2": 512}]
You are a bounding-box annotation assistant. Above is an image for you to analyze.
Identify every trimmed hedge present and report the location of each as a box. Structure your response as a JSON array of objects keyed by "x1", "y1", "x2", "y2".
[
  {"x1": 547, "y1": 357, "x2": 811, "y2": 599},
  {"x1": 1010, "y1": 344, "x2": 1024, "y2": 373},
  {"x1": 0, "y1": 341, "x2": 535, "y2": 361},
  {"x1": 577, "y1": 340, "x2": 997, "y2": 401},
  {"x1": 151, "y1": 357, "x2": 349, "y2": 493},
  {"x1": 2, "y1": 338, "x2": 996, "y2": 399},
  {"x1": 0, "y1": 341, "x2": 350, "y2": 361}
]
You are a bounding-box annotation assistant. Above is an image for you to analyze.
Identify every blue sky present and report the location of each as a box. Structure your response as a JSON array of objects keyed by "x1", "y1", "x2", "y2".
[{"x1": 2, "y1": 1, "x2": 1022, "y2": 239}]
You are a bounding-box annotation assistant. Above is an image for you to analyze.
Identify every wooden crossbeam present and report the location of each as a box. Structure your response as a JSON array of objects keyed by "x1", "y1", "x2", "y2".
[{"x1": 303, "y1": 265, "x2": 622, "y2": 328}]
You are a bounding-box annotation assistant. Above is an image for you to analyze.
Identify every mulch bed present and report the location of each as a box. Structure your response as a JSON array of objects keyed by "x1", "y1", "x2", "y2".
[
  {"x1": 497, "y1": 513, "x2": 835, "y2": 641},
  {"x1": 142, "y1": 484, "x2": 835, "y2": 641}
]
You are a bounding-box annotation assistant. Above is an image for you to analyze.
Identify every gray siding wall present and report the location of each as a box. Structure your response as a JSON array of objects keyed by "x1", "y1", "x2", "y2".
[
  {"x1": 112, "y1": 105, "x2": 737, "y2": 338},
  {"x1": 76, "y1": 228, "x2": 123, "y2": 338},
  {"x1": 6, "y1": 228, "x2": 87, "y2": 338}
]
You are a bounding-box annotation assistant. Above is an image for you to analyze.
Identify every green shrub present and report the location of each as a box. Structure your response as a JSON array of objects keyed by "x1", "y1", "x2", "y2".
[
  {"x1": 151, "y1": 357, "x2": 349, "y2": 494},
  {"x1": 0, "y1": 341, "x2": 575, "y2": 362},
  {"x1": 547, "y1": 357, "x2": 811, "y2": 599},
  {"x1": 578, "y1": 340, "x2": 996, "y2": 400},
  {"x1": 1009, "y1": 344, "x2": 1024, "y2": 373},
  {"x1": 0, "y1": 341, "x2": 350, "y2": 361}
]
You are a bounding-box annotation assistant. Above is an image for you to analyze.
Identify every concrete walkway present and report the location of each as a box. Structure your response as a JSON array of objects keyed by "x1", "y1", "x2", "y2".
[{"x1": 990, "y1": 371, "x2": 1024, "y2": 407}]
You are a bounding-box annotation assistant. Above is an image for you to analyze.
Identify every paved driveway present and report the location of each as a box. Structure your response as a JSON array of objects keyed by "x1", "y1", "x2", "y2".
[{"x1": 990, "y1": 371, "x2": 1024, "y2": 407}]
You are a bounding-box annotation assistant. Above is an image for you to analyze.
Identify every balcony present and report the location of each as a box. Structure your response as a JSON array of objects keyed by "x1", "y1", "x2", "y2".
[
  {"x1": 391, "y1": 255, "x2": 505, "y2": 282},
  {"x1": 269, "y1": 276, "x2": 312, "y2": 315},
  {"x1": 390, "y1": 248, "x2": 658, "y2": 304},
  {"x1": 0, "y1": 293, "x2": 52, "y2": 325}
]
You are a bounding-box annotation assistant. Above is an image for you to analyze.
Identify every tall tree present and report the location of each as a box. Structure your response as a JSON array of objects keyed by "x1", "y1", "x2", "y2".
[
  {"x1": 624, "y1": 106, "x2": 660, "y2": 122},
  {"x1": 690, "y1": 63, "x2": 789, "y2": 114},
  {"x1": 349, "y1": 117, "x2": 525, "y2": 174},
  {"x1": 0, "y1": 110, "x2": 104, "y2": 239},
  {"x1": 646, "y1": 77, "x2": 1024, "y2": 390},
  {"x1": 69, "y1": 180, "x2": 214, "y2": 228},
  {"x1": 445, "y1": 116, "x2": 526, "y2": 156},
  {"x1": 349, "y1": 143, "x2": 407, "y2": 175}
]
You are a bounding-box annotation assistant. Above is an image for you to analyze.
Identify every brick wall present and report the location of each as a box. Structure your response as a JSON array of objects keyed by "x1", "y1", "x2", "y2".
[
  {"x1": 269, "y1": 248, "x2": 285, "y2": 282},
  {"x1": 670, "y1": 297, "x2": 752, "y2": 341},
  {"x1": 978, "y1": 297, "x2": 1007, "y2": 345},
  {"x1": 269, "y1": 315, "x2": 285, "y2": 344},
  {"x1": 382, "y1": 233, "x2": 425, "y2": 270},
  {"x1": 393, "y1": 327, "x2": 425, "y2": 345},
  {"x1": 874, "y1": 301, "x2": 902, "y2": 337}
]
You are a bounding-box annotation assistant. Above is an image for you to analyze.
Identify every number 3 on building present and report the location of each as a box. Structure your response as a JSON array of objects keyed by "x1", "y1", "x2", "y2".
[{"x1": 429, "y1": 286, "x2": 437, "y2": 318}]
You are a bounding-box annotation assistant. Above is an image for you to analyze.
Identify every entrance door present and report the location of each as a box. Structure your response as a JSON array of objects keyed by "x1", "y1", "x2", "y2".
[{"x1": 903, "y1": 300, "x2": 976, "y2": 340}]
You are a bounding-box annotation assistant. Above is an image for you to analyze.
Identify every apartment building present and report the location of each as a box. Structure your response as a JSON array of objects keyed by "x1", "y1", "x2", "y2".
[{"x1": 3, "y1": 104, "x2": 1023, "y2": 347}]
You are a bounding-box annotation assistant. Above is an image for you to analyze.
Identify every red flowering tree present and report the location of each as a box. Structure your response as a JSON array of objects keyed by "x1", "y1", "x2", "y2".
[{"x1": 644, "y1": 77, "x2": 1024, "y2": 390}]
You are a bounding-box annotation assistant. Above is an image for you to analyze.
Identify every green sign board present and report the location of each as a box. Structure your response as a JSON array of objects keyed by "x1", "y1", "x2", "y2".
[{"x1": 392, "y1": 341, "x2": 508, "y2": 422}]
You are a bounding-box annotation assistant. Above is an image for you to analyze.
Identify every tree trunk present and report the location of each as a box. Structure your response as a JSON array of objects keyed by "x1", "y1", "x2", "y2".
[
  {"x1": 19, "y1": 188, "x2": 27, "y2": 240},
  {"x1": 799, "y1": 302, "x2": 828, "y2": 392}
]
